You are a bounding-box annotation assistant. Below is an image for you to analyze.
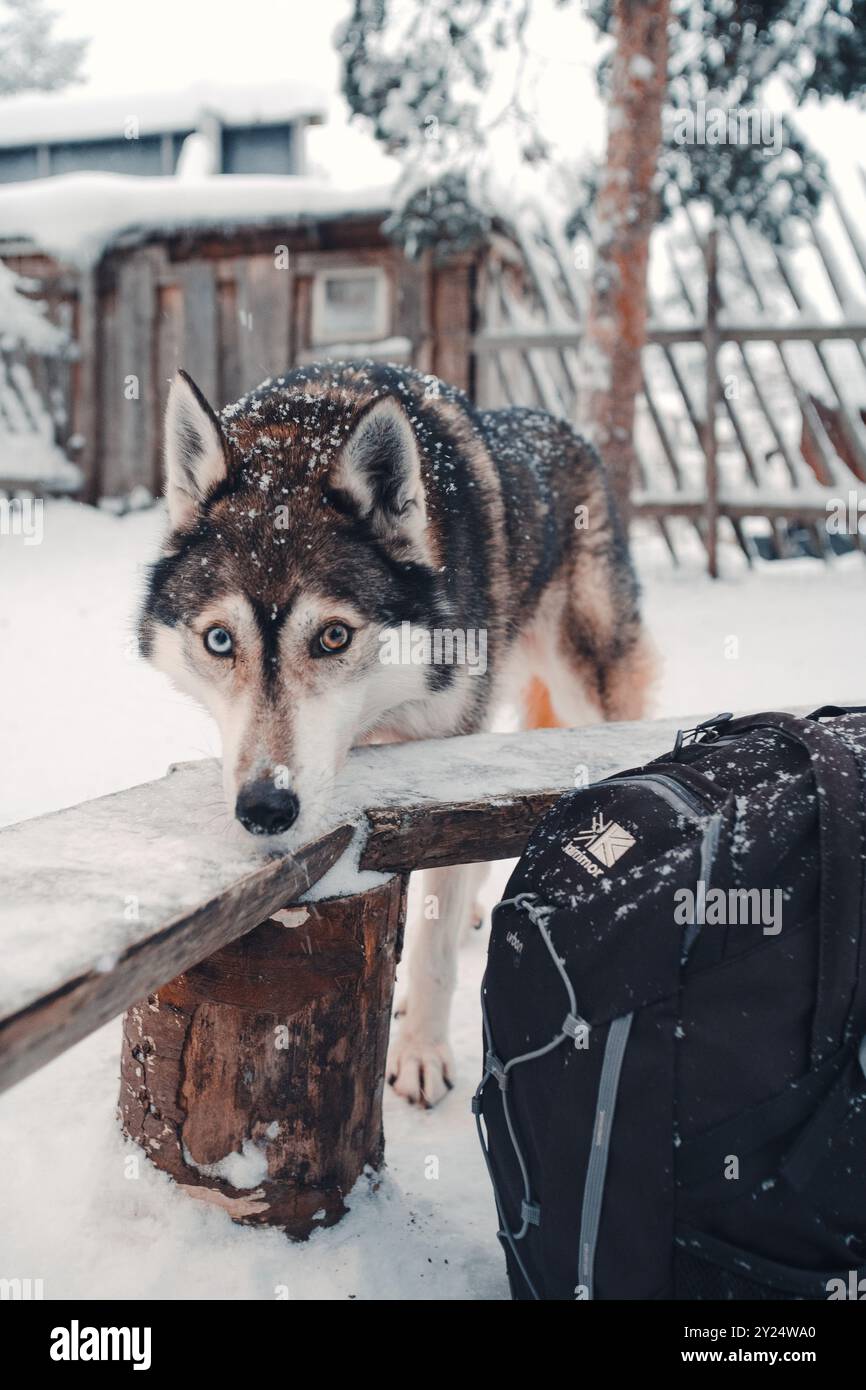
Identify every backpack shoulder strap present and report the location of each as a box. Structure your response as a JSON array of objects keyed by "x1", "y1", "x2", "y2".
[
  {"x1": 808, "y1": 704, "x2": 866, "y2": 719},
  {"x1": 725, "y1": 710, "x2": 865, "y2": 1064}
]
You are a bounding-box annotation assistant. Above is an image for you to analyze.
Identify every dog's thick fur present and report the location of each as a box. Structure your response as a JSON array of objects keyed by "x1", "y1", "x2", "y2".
[{"x1": 140, "y1": 361, "x2": 654, "y2": 1105}]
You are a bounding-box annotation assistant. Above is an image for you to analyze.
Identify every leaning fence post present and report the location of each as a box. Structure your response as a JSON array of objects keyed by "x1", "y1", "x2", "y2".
[
  {"x1": 119, "y1": 873, "x2": 408, "y2": 1237},
  {"x1": 703, "y1": 223, "x2": 720, "y2": 578}
]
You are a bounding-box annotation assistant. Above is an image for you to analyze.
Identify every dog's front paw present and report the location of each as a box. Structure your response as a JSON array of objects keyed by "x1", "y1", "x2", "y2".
[{"x1": 387, "y1": 1026, "x2": 455, "y2": 1108}]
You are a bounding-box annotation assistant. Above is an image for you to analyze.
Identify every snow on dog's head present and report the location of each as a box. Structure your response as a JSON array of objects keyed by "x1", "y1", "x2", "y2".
[{"x1": 138, "y1": 367, "x2": 448, "y2": 842}]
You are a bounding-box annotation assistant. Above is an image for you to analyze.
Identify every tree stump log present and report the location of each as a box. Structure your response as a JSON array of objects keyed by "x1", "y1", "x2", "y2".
[{"x1": 119, "y1": 874, "x2": 408, "y2": 1237}]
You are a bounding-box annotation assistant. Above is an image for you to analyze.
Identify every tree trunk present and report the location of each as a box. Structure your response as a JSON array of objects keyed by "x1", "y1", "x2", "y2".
[
  {"x1": 119, "y1": 874, "x2": 408, "y2": 1237},
  {"x1": 578, "y1": 0, "x2": 671, "y2": 522}
]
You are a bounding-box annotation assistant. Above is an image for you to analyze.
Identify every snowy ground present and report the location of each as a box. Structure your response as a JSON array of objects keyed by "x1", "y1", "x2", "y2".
[{"x1": 0, "y1": 502, "x2": 864, "y2": 1300}]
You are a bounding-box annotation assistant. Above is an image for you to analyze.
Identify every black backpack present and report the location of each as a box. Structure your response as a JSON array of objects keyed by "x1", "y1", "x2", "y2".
[{"x1": 475, "y1": 707, "x2": 866, "y2": 1300}]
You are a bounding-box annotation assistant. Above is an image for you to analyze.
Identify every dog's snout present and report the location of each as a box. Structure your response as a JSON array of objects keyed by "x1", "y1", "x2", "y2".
[{"x1": 235, "y1": 781, "x2": 300, "y2": 836}]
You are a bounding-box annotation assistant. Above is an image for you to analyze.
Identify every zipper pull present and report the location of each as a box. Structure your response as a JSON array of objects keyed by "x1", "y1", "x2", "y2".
[{"x1": 673, "y1": 712, "x2": 733, "y2": 759}]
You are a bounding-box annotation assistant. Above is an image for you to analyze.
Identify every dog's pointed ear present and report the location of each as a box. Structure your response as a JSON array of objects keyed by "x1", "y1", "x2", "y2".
[
  {"x1": 163, "y1": 370, "x2": 228, "y2": 530},
  {"x1": 330, "y1": 396, "x2": 430, "y2": 561}
]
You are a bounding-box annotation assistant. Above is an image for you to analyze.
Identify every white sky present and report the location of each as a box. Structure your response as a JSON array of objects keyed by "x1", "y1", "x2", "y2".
[
  {"x1": 27, "y1": 3, "x2": 865, "y2": 194},
  {"x1": 54, "y1": 0, "x2": 349, "y2": 97},
  {"x1": 45, "y1": 0, "x2": 604, "y2": 187},
  {"x1": 47, "y1": 0, "x2": 394, "y2": 183}
]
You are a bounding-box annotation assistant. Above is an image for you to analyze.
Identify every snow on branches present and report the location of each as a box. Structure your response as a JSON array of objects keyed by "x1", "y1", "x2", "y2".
[{"x1": 0, "y1": 258, "x2": 64, "y2": 353}]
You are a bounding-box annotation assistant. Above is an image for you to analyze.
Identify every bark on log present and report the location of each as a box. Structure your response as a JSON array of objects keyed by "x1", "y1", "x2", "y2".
[{"x1": 119, "y1": 874, "x2": 408, "y2": 1238}]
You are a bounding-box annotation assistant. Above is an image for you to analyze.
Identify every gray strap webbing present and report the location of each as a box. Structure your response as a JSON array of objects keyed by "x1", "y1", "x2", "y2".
[
  {"x1": 577, "y1": 1011, "x2": 634, "y2": 1299},
  {"x1": 475, "y1": 893, "x2": 592, "y2": 1298},
  {"x1": 478, "y1": 896, "x2": 638, "y2": 1299},
  {"x1": 682, "y1": 810, "x2": 722, "y2": 957}
]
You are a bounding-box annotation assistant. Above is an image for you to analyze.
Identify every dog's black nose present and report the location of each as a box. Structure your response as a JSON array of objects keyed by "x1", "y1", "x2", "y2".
[{"x1": 236, "y1": 782, "x2": 300, "y2": 835}]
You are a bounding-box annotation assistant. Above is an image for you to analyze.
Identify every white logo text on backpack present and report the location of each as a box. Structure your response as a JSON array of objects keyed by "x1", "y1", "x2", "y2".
[{"x1": 562, "y1": 814, "x2": 636, "y2": 876}]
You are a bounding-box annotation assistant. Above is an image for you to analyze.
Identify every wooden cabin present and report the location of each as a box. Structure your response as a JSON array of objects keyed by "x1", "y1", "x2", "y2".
[
  {"x1": 4, "y1": 172, "x2": 866, "y2": 572},
  {"x1": 0, "y1": 187, "x2": 484, "y2": 500}
]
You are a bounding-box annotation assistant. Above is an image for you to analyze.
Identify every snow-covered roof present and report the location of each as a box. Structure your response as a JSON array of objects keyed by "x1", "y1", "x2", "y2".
[
  {"x1": 0, "y1": 81, "x2": 328, "y2": 149},
  {"x1": 0, "y1": 172, "x2": 394, "y2": 268}
]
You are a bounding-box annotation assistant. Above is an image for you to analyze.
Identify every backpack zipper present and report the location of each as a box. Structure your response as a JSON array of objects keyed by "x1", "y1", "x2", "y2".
[
  {"x1": 591, "y1": 772, "x2": 723, "y2": 956},
  {"x1": 593, "y1": 771, "x2": 712, "y2": 820},
  {"x1": 573, "y1": 771, "x2": 722, "y2": 1296}
]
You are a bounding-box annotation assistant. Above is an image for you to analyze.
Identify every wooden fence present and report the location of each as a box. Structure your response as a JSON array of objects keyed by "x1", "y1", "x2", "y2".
[
  {"x1": 6, "y1": 191, "x2": 866, "y2": 571},
  {"x1": 473, "y1": 196, "x2": 866, "y2": 572}
]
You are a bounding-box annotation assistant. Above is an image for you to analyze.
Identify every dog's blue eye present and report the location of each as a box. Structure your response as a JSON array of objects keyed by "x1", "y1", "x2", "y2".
[{"x1": 204, "y1": 626, "x2": 233, "y2": 657}]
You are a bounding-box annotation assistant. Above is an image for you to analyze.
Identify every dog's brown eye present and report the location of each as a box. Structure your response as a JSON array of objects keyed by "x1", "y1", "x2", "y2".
[{"x1": 318, "y1": 622, "x2": 352, "y2": 654}]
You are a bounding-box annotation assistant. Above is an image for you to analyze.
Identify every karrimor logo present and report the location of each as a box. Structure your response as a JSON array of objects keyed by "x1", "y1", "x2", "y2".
[
  {"x1": 563, "y1": 813, "x2": 636, "y2": 877},
  {"x1": 49, "y1": 1321, "x2": 152, "y2": 1371}
]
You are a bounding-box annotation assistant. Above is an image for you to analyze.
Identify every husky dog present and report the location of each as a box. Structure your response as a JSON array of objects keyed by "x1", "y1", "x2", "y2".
[{"x1": 139, "y1": 361, "x2": 654, "y2": 1106}]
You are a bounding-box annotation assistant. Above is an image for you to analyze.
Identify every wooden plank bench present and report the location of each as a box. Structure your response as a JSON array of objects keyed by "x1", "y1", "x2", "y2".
[{"x1": 0, "y1": 710, "x2": 779, "y2": 1235}]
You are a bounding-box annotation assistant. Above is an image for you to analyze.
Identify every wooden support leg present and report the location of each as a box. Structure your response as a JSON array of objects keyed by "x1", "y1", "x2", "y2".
[{"x1": 119, "y1": 874, "x2": 408, "y2": 1238}]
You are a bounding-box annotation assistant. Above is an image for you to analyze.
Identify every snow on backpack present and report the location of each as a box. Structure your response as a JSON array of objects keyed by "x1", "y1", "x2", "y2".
[{"x1": 475, "y1": 707, "x2": 866, "y2": 1301}]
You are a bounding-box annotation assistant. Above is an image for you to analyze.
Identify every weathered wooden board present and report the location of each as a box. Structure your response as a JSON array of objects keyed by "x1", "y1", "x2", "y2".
[
  {"x1": 473, "y1": 322, "x2": 866, "y2": 351},
  {"x1": 0, "y1": 707, "x2": 823, "y2": 1094},
  {"x1": 155, "y1": 280, "x2": 184, "y2": 437},
  {"x1": 182, "y1": 261, "x2": 219, "y2": 404},
  {"x1": 95, "y1": 282, "x2": 122, "y2": 497},
  {"x1": 72, "y1": 269, "x2": 99, "y2": 501},
  {"x1": 217, "y1": 261, "x2": 243, "y2": 405},
  {"x1": 0, "y1": 822, "x2": 353, "y2": 1095},
  {"x1": 117, "y1": 253, "x2": 157, "y2": 496},
  {"x1": 236, "y1": 254, "x2": 293, "y2": 390}
]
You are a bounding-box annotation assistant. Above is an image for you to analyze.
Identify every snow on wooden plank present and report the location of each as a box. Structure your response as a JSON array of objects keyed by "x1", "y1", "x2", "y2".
[
  {"x1": 0, "y1": 721, "x2": 653, "y2": 1089},
  {"x1": 0, "y1": 808, "x2": 354, "y2": 1094},
  {"x1": 0, "y1": 709, "x2": 825, "y2": 1093}
]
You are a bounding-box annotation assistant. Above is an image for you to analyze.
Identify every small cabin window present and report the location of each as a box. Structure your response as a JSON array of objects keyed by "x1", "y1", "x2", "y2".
[{"x1": 311, "y1": 267, "x2": 389, "y2": 346}]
